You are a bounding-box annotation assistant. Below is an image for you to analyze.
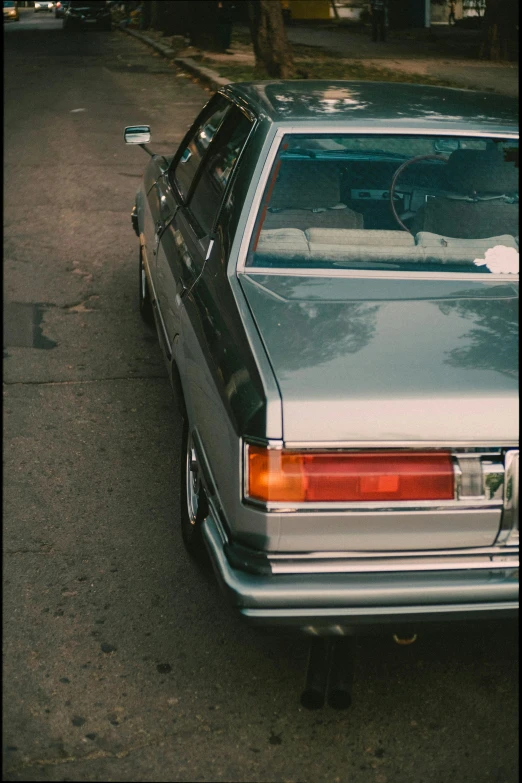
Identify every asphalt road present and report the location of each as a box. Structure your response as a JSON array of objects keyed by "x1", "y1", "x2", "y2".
[{"x1": 3, "y1": 9, "x2": 519, "y2": 783}]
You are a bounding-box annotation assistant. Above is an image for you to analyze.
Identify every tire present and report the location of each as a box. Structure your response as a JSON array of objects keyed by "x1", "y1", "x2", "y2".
[
  {"x1": 180, "y1": 419, "x2": 209, "y2": 564},
  {"x1": 138, "y1": 246, "x2": 154, "y2": 326}
]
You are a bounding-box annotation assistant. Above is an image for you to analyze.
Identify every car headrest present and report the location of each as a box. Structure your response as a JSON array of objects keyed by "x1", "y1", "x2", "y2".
[
  {"x1": 270, "y1": 161, "x2": 342, "y2": 210},
  {"x1": 446, "y1": 148, "x2": 518, "y2": 195}
]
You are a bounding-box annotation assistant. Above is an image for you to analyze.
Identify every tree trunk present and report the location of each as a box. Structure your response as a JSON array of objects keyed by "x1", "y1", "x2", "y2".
[
  {"x1": 149, "y1": 0, "x2": 164, "y2": 31},
  {"x1": 186, "y1": 0, "x2": 222, "y2": 50},
  {"x1": 159, "y1": 1, "x2": 187, "y2": 36},
  {"x1": 481, "y1": 0, "x2": 518, "y2": 60},
  {"x1": 148, "y1": 1, "x2": 221, "y2": 46},
  {"x1": 248, "y1": 0, "x2": 294, "y2": 78}
]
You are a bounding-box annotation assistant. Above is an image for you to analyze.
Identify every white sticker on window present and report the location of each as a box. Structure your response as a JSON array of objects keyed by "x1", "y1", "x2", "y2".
[{"x1": 473, "y1": 245, "x2": 519, "y2": 274}]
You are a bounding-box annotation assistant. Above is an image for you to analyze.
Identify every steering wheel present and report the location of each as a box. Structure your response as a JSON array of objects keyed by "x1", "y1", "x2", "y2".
[{"x1": 389, "y1": 154, "x2": 449, "y2": 232}]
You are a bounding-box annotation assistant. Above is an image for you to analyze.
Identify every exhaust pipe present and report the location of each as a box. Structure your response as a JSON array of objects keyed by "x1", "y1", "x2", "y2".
[
  {"x1": 327, "y1": 637, "x2": 355, "y2": 710},
  {"x1": 300, "y1": 638, "x2": 332, "y2": 710}
]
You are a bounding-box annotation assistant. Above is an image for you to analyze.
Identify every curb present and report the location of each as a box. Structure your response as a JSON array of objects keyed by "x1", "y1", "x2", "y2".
[{"x1": 119, "y1": 25, "x2": 230, "y2": 91}]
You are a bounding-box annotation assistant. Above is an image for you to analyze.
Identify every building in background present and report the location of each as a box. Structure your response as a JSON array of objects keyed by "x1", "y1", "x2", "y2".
[
  {"x1": 431, "y1": 0, "x2": 464, "y2": 23},
  {"x1": 335, "y1": 1, "x2": 433, "y2": 28}
]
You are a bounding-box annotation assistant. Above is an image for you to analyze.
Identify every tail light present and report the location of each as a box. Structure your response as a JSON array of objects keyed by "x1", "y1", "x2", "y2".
[{"x1": 246, "y1": 445, "x2": 454, "y2": 503}]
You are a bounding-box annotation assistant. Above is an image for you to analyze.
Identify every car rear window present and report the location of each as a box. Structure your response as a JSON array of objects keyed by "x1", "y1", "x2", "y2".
[{"x1": 247, "y1": 134, "x2": 519, "y2": 276}]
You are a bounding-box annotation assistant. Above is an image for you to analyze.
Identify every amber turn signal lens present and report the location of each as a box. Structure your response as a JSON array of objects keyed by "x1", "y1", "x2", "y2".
[{"x1": 246, "y1": 446, "x2": 454, "y2": 503}]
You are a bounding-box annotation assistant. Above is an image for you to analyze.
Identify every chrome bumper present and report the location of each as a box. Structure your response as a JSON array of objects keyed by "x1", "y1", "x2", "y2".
[{"x1": 201, "y1": 515, "x2": 519, "y2": 634}]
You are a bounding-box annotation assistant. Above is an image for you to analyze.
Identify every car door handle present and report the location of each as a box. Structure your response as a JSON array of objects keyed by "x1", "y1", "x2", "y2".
[
  {"x1": 175, "y1": 281, "x2": 189, "y2": 307},
  {"x1": 153, "y1": 221, "x2": 164, "y2": 254}
]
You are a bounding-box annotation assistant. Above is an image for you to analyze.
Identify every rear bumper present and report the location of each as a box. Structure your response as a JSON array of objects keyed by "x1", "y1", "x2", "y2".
[{"x1": 202, "y1": 515, "x2": 519, "y2": 635}]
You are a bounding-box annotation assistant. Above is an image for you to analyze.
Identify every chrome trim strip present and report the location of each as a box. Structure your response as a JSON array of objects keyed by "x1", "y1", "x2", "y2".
[
  {"x1": 241, "y1": 602, "x2": 519, "y2": 620},
  {"x1": 281, "y1": 441, "x2": 516, "y2": 450},
  {"x1": 497, "y1": 449, "x2": 520, "y2": 545},
  {"x1": 140, "y1": 235, "x2": 171, "y2": 355},
  {"x1": 221, "y1": 87, "x2": 257, "y2": 123},
  {"x1": 268, "y1": 545, "x2": 515, "y2": 560},
  {"x1": 241, "y1": 268, "x2": 519, "y2": 282},
  {"x1": 246, "y1": 499, "x2": 503, "y2": 513},
  {"x1": 246, "y1": 439, "x2": 510, "y2": 451},
  {"x1": 236, "y1": 127, "x2": 286, "y2": 274},
  {"x1": 269, "y1": 127, "x2": 518, "y2": 139},
  {"x1": 243, "y1": 436, "x2": 250, "y2": 502},
  {"x1": 270, "y1": 556, "x2": 519, "y2": 575}
]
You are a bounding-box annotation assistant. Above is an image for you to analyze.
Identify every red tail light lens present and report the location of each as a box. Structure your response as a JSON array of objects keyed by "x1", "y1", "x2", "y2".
[{"x1": 247, "y1": 446, "x2": 454, "y2": 503}]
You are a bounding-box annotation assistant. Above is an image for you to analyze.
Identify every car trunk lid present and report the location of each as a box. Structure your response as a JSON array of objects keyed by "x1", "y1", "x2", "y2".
[
  {"x1": 239, "y1": 274, "x2": 518, "y2": 550},
  {"x1": 239, "y1": 274, "x2": 518, "y2": 445}
]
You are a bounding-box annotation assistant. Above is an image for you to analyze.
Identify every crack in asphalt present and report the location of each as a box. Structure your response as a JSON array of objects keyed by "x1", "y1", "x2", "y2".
[
  {"x1": 4, "y1": 730, "x2": 196, "y2": 775},
  {"x1": 3, "y1": 376, "x2": 167, "y2": 386}
]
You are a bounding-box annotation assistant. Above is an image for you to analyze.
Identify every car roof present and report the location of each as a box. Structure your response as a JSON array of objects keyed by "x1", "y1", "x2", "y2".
[{"x1": 223, "y1": 81, "x2": 518, "y2": 134}]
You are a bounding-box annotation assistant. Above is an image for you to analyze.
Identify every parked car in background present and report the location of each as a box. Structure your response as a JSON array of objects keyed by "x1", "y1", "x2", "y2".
[
  {"x1": 124, "y1": 81, "x2": 518, "y2": 704},
  {"x1": 63, "y1": 0, "x2": 111, "y2": 29},
  {"x1": 55, "y1": 0, "x2": 69, "y2": 18},
  {"x1": 34, "y1": 1, "x2": 54, "y2": 11},
  {"x1": 3, "y1": 1, "x2": 19, "y2": 21}
]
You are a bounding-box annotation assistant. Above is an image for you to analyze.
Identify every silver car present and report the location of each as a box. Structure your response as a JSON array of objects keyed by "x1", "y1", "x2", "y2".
[
  {"x1": 126, "y1": 81, "x2": 518, "y2": 706},
  {"x1": 34, "y1": 1, "x2": 53, "y2": 11}
]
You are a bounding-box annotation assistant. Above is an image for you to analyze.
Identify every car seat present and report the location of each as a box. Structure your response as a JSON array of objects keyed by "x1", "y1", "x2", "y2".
[
  {"x1": 410, "y1": 148, "x2": 518, "y2": 239},
  {"x1": 263, "y1": 160, "x2": 364, "y2": 230}
]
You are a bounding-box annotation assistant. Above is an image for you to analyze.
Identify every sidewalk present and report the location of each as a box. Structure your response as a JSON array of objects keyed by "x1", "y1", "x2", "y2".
[
  {"x1": 285, "y1": 24, "x2": 518, "y2": 97},
  {"x1": 119, "y1": 22, "x2": 518, "y2": 98}
]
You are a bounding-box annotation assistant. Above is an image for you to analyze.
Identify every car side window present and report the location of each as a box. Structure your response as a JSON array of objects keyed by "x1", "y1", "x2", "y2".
[
  {"x1": 171, "y1": 95, "x2": 231, "y2": 202},
  {"x1": 187, "y1": 107, "x2": 253, "y2": 236}
]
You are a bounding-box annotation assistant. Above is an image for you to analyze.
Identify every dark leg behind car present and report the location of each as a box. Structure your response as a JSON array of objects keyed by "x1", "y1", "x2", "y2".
[{"x1": 372, "y1": 10, "x2": 386, "y2": 41}]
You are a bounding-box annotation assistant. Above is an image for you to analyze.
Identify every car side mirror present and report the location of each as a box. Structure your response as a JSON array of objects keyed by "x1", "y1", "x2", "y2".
[{"x1": 124, "y1": 125, "x2": 151, "y2": 145}]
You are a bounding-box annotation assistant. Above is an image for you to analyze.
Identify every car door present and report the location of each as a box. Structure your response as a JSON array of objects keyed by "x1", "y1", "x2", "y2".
[
  {"x1": 153, "y1": 95, "x2": 232, "y2": 350},
  {"x1": 177, "y1": 103, "x2": 256, "y2": 435}
]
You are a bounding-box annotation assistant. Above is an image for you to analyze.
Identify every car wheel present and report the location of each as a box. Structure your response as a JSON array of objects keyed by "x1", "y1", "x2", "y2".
[
  {"x1": 180, "y1": 420, "x2": 209, "y2": 564},
  {"x1": 138, "y1": 246, "x2": 154, "y2": 326}
]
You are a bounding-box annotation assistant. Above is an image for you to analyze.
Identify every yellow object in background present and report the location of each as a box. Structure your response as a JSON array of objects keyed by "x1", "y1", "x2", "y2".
[{"x1": 282, "y1": 0, "x2": 331, "y2": 20}]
